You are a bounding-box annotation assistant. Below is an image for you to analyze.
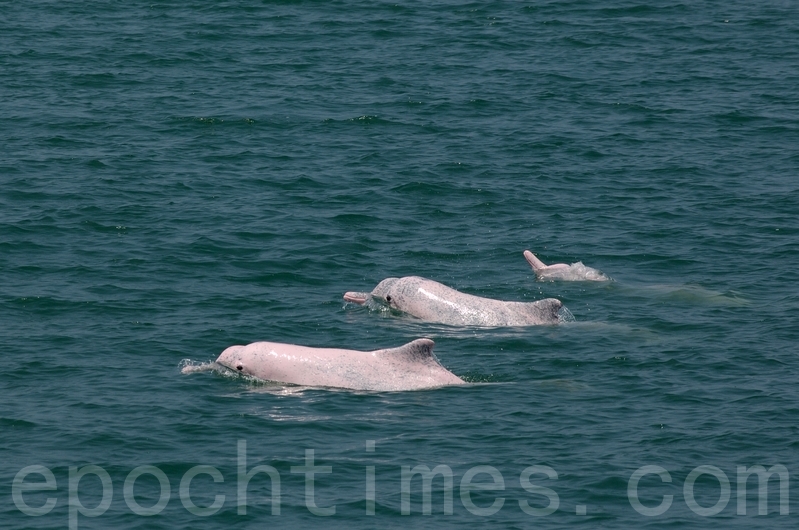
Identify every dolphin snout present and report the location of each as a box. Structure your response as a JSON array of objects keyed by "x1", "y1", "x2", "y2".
[{"x1": 343, "y1": 291, "x2": 369, "y2": 304}]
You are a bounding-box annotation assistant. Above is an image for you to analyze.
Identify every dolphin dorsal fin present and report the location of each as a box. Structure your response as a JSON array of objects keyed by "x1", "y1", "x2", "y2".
[{"x1": 378, "y1": 338, "x2": 436, "y2": 363}]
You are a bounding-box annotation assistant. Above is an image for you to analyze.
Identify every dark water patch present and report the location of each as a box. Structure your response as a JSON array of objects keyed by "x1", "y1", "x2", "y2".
[{"x1": 0, "y1": 417, "x2": 37, "y2": 429}]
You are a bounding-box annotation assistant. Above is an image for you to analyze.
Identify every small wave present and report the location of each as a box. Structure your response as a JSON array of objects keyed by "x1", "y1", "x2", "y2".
[
  {"x1": 535, "y1": 379, "x2": 589, "y2": 392},
  {"x1": 179, "y1": 359, "x2": 222, "y2": 374},
  {"x1": 558, "y1": 306, "x2": 576, "y2": 323},
  {"x1": 180, "y1": 359, "x2": 281, "y2": 385},
  {"x1": 644, "y1": 284, "x2": 750, "y2": 306}
]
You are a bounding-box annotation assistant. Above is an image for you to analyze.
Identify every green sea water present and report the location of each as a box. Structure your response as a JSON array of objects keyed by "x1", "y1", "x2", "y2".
[{"x1": 2, "y1": 1, "x2": 799, "y2": 528}]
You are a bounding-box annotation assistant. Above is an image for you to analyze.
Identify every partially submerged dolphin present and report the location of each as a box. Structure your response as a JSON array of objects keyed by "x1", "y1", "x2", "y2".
[
  {"x1": 215, "y1": 338, "x2": 464, "y2": 391},
  {"x1": 344, "y1": 276, "x2": 562, "y2": 326},
  {"x1": 524, "y1": 250, "x2": 609, "y2": 281}
]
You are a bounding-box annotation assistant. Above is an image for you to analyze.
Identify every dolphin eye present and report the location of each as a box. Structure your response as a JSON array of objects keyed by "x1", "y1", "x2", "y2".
[
  {"x1": 386, "y1": 295, "x2": 392, "y2": 303},
  {"x1": 236, "y1": 364, "x2": 243, "y2": 371}
]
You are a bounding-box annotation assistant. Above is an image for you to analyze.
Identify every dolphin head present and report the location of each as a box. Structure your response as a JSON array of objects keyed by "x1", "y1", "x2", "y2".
[
  {"x1": 522, "y1": 298, "x2": 565, "y2": 324},
  {"x1": 216, "y1": 345, "x2": 250, "y2": 375},
  {"x1": 544, "y1": 298, "x2": 573, "y2": 323},
  {"x1": 370, "y1": 277, "x2": 399, "y2": 305},
  {"x1": 542, "y1": 298, "x2": 563, "y2": 320}
]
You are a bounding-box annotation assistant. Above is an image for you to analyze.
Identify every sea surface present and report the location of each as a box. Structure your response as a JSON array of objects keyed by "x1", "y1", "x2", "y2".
[{"x1": 2, "y1": 1, "x2": 799, "y2": 528}]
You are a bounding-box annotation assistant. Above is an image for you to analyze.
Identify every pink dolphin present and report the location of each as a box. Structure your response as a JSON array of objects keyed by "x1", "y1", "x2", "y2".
[
  {"x1": 344, "y1": 276, "x2": 562, "y2": 326},
  {"x1": 524, "y1": 250, "x2": 609, "y2": 281},
  {"x1": 215, "y1": 338, "x2": 464, "y2": 391}
]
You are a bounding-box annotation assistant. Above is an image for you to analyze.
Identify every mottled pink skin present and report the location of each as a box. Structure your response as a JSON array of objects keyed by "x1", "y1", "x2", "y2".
[
  {"x1": 524, "y1": 250, "x2": 608, "y2": 281},
  {"x1": 344, "y1": 276, "x2": 562, "y2": 326},
  {"x1": 215, "y1": 338, "x2": 464, "y2": 391}
]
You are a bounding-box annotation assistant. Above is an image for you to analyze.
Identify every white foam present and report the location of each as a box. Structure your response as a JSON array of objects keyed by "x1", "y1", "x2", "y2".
[
  {"x1": 179, "y1": 359, "x2": 221, "y2": 374},
  {"x1": 539, "y1": 262, "x2": 609, "y2": 282},
  {"x1": 557, "y1": 306, "x2": 576, "y2": 323}
]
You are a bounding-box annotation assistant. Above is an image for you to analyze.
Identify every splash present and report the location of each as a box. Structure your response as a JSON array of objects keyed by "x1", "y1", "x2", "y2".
[
  {"x1": 538, "y1": 262, "x2": 610, "y2": 282},
  {"x1": 180, "y1": 359, "x2": 316, "y2": 388},
  {"x1": 557, "y1": 306, "x2": 576, "y2": 323},
  {"x1": 179, "y1": 359, "x2": 222, "y2": 375}
]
